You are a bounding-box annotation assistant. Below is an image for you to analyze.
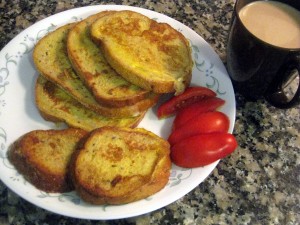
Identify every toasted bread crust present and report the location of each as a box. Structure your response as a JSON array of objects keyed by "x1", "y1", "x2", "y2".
[
  {"x1": 67, "y1": 11, "x2": 151, "y2": 107},
  {"x1": 35, "y1": 76, "x2": 145, "y2": 131},
  {"x1": 8, "y1": 129, "x2": 88, "y2": 193},
  {"x1": 90, "y1": 10, "x2": 193, "y2": 95},
  {"x1": 33, "y1": 23, "x2": 157, "y2": 117},
  {"x1": 70, "y1": 126, "x2": 171, "y2": 205}
]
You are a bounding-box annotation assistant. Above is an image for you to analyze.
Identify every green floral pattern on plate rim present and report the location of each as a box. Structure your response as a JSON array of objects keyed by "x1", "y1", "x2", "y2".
[{"x1": 0, "y1": 5, "x2": 234, "y2": 220}]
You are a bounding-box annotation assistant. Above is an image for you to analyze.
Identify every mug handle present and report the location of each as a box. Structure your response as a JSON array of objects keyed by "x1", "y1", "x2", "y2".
[{"x1": 265, "y1": 55, "x2": 300, "y2": 109}]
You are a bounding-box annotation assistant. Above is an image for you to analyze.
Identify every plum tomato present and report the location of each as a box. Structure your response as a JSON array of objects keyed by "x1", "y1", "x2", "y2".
[
  {"x1": 168, "y1": 111, "x2": 230, "y2": 145},
  {"x1": 172, "y1": 97, "x2": 225, "y2": 130},
  {"x1": 171, "y1": 133, "x2": 238, "y2": 168},
  {"x1": 157, "y1": 86, "x2": 216, "y2": 119}
]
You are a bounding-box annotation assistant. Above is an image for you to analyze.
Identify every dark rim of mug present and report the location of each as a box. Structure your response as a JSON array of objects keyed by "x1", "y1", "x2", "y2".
[{"x1": 234, "y1": 1, "x2": 300, "y2": 52}]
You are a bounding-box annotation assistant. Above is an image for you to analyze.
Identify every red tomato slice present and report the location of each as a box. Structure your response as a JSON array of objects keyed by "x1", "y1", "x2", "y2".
[
  {"x1": 157, "y1": 87, "x2": 216, "y2": 119},
  {"x1": 172, "y1": 97, "x2": 225, "y2": 130},
  {"x1": 171, "y1": 133, "x2": 238, "y2": 168},
  {"x1": 168, "y1": 111, "x2": 230, "y2": 145}
]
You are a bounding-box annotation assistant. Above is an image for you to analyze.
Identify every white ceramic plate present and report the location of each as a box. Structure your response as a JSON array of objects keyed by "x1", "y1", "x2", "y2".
[{"x1": 0, "y1": 5, "x2": 235, "y2": 220}]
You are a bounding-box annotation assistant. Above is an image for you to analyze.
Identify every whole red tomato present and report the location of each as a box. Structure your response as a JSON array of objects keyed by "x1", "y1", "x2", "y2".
[
  {"x1": 172, "y1": 97, "x2": 225, "y2": 130},
  {"x1": 168, "y1": 111, "x2": 230, "y2": 145},
  {"x1": 171, "y1": 133, "x2": 238, "y2": 168}
]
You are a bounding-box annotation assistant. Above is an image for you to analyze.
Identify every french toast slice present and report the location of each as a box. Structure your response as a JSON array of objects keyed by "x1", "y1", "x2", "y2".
[
  {"x1": 35, "y1": 76, "x2": 145, "y2": 131},
  {"x1": 33, "y1": 23, "x2": 157, "y2": 117},
  {"x1": 8, "y1": 128, "x2": 88, "y2": 193},
  {"x1": 70, "y1": 126, "x2": 171, "y2": 205},
  {"x1": 67, "y1": 11, "x2": 151, "y2": 107},
  {"x1": 90, "y1": 10, "x2": 193, "y2": 95}
]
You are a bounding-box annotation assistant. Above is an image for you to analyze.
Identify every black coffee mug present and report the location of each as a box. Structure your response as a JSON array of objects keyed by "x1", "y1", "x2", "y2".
[{"x1": 227, "y1": 0, "x2": 300, "y2": 108}]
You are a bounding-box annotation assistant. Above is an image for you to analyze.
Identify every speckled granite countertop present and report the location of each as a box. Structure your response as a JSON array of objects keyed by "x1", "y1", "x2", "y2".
[{"x1": 0, "y1": 0, "x2": 299, "y2": 224}]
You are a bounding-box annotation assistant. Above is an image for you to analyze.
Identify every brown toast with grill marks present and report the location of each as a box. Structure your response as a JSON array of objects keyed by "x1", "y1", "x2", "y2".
[
  {"x1": 70, "y1": 126, "x2": 171, "y2": 205},
  {"x1": 33, "y1": 23, "x2": 158, "y2": 118},
  {"x1": 35, "y1": 75, "x2": 145, "y2": 131},
  {"x1": 67, "y1": 11, "x2": 152, "y2": 107},
  {"x1": 8, "y1": 128, "x2": 88, "y2": 193},
  {"x1": 90, "y1": 10, "x2": 193, "y2": 95}
]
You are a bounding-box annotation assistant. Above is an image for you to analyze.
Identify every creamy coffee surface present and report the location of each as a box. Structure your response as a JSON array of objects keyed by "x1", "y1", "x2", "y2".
[{"x1": 239, "y1": 1, "x2": 300, "y2": 49}]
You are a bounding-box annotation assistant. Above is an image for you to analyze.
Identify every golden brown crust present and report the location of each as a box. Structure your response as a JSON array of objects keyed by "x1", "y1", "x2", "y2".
[
  {"x1": 70, "y1": 126, "x2": 171, "y2": 205},
  {"x1": 90, "y1": 10, "x2": 193, "y2": 95},
  {"x1": 33, "y1": 22, "x2": 157, "y2": 117},
  {"x1": 67, "y1": 11, "x2": 152, "y2": 107},
  {"x1": 8, "y1": 129, "x2": 88, "y2": 193},
  {"x1": 35, "y1": 76, "x2": 146, "y2": 131}
]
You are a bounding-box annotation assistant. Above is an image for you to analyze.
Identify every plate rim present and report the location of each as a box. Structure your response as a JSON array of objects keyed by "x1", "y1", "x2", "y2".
[{"x1": 0, "y1": 4, "x2": 236, "y2": 220}]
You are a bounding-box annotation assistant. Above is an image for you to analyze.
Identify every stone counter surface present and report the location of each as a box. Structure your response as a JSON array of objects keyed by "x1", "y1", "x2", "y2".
[{"x1": 0, "y1": 1, "x2": 299, "y2": 224}]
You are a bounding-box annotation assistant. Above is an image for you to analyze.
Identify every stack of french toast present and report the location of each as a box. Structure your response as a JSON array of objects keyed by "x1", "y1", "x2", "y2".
[{"x1": 8, "y1": 10, "x2": 193, "y2": 205}]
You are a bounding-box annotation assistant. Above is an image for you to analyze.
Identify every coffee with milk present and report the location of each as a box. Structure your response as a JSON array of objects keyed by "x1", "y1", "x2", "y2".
[
  {"x1": 238, "y1": 1, "x2": 300, "y2": 49},
  {"x1": 227, "y1": 0, "x2": 300, "y2": 108}
]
